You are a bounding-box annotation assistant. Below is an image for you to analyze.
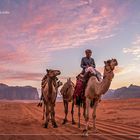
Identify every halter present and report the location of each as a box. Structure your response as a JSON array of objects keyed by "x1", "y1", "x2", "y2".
[
  {"x1": 104, "y1": 64, "x2": 114, "y2": 73},
  {"x1": 103, "y1": 64, "x2": 114, "y2": 79}
]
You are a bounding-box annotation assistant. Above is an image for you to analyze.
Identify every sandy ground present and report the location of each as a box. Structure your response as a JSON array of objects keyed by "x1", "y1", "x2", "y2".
[{"x1": 0, "y1": 98, "x2": 140, "y2": 140}]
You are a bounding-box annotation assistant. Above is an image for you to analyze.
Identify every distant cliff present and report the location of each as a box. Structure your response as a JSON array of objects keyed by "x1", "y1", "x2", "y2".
[
  {"x1": 0, "y1": 83, "x2": 39, "y2": 100},
  {"x1": 102, "y1": 84, "x2": 140, "y2": 99}
]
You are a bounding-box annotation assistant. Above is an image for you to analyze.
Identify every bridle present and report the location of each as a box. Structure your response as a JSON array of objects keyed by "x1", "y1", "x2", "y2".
[
  {"x1": 103, "y1": 64, "x2": 114, "y2": 79},
  {"x1": 105, "y1": 63, "x2": 114, "y2": 73}
]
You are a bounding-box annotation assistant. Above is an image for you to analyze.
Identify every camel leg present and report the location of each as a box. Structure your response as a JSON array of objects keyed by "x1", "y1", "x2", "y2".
[
  {"x1": 50, "y1": 103, "x2": 58, "y2": 128},
  {"x1": 62, "y1": 100, "x2": 68, "y2": 124},
  {"x1": 71, "y1": 100, "x2": 76, "y2": 125},
  {"x1": 44, "y1": 104, "x2": 49, "y2": 128},
  {"x1": 42, "y1": 103, "x2": 45, "y2": 120},
  {"x1": 92, "y1": 101, "x2": 98, "y2": 132},
  {"x1": 83, "y1": 98, "x2": 90, "y2": 136},
  {"x1": 83, "y1": 101, "x2": 86, "y2": 118}
]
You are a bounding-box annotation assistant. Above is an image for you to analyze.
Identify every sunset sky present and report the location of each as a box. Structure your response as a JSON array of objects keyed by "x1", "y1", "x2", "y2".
[{"x1": 0, "y1": 0, "x2": 140, "y2": 90}]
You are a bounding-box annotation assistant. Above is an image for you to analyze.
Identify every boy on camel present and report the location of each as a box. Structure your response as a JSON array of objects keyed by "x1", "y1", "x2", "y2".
[{"x1": 80, "y1": 49, "x2": 102, "y2": 82}]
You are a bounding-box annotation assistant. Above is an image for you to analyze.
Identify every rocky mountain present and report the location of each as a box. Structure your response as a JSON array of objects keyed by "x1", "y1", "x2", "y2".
[
  {"x1": 102, "y1": 84, "x2": 140, "y2": 99},
  {"x1": 0, "y1": 83, "x2": 39, "y2": 100}
]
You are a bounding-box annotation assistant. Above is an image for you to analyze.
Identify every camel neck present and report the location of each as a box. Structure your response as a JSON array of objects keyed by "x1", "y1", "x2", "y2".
[
  {"x1": 48, "y1": 78, "x2": 53, "y2": 94},
  {"x1": 99, "y1": 75, "x2": 112, "y2": 95}
]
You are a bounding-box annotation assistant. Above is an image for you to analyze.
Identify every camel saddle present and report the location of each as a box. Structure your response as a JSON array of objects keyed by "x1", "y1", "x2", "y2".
[{"x1": 73, "y1": 72, "x2": 99, "y2": 106}]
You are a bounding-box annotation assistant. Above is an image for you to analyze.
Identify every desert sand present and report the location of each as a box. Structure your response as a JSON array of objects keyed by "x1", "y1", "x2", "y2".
[{"x1": 0, "y1": 98, "x2": 140, "y2": 140}]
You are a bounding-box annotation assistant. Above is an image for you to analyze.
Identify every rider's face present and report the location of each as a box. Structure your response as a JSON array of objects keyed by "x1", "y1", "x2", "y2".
[{"x1": 86, "y1": 52, "x2": 92, "y2": 58}]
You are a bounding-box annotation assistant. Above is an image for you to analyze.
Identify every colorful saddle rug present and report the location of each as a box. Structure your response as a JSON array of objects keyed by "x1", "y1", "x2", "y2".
[{"x1": 73, "y1": 75, "x2": 86, "y2": 106}]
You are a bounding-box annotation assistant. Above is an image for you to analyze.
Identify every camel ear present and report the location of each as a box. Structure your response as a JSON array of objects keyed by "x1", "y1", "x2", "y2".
[
  {"x1": 104, "y1": 61, "x2": 107, "y2": 65},
  {"x1": 46, "y1": 69, "x2": 49, "y2": 73},
  {"x1": 115, "y1": 60, "x2": 118, "y2": 66}
]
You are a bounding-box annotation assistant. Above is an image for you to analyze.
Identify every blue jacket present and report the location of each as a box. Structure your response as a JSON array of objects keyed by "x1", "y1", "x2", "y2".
[{"x1": 80, "y1": 57, "x2": 96, "y2": 70}]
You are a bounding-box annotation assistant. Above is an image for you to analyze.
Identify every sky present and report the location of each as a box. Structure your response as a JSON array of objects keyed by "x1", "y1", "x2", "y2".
[{"x1": 0, "y1": 0, "x2": 140, "y2": 90}]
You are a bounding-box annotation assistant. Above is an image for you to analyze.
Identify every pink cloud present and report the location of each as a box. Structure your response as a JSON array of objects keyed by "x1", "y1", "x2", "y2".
[
  {"x1": 28, "y1": 1, "x2": 127, "y2": 52},
  {"x1": 4, "y1": 72, "x2": 43, "y2": 81},
  {"x1": 0, "y1": 0, "x2": 129, "y2": 58},
  {"x1": 0, "y1": 0, "x2": 129, "y2": 67},
  {"x1": 0, "y1": 44, "x2": 31, "y2": 64},
  {"x1": 0, "y1": 66, "x2": 43, "y2": 81},
  {"x1": 0, "y1": 0, "x2": 133, "y2": 88}
]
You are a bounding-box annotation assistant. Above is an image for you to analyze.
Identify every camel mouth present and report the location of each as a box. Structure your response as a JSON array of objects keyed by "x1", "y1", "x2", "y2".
[{"x1": 112, "y1": 59, "x2": 118, "y2": 66}]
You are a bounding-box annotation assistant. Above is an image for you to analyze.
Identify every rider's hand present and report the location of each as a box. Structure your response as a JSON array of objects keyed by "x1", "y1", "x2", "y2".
[{"x1": 86, "y1": 65, "x2": 89, "y2": 68}]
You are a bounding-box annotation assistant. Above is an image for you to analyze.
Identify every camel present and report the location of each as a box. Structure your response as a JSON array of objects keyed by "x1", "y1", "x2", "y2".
[
  {"x1": 83, "y1": 58, "x2": 118, "y2": 136},
  {"x1": 42, "y1": 69, "x2": 62, "y2": 128},
  {"x1": 60, "y1": 78, "x2": 76, "y2": 125}
]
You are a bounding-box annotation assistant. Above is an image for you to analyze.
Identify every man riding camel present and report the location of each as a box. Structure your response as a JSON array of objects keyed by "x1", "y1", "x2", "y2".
[
  {"x1": 81, "y1": 49, "x2": 95, "y2": 72},
  {"x1": 80, "y1": 49, "x2": 102, "y2": 83},
  {"x1": 74, "y1": 49, "x2": 102, "y2": 105}
]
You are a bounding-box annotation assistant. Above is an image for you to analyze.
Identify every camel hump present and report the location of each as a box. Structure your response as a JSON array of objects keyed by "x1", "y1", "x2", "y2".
[{"x1": 88, "y1": 76, "x2": 99, "y2": 83}]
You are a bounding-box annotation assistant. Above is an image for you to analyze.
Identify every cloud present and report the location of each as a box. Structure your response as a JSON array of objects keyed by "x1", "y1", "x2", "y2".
[
  {"x1": 114, "y1": 67, "x2": 125, "y2": 74},
  {"x1": 0, "y1": 66, "x2": 43, "y2": 81},
  {"x1": 18, "y1": 0, "x2": 128, "y2": 53},
  {"x1": 0, "y1": 44, "x2": 30, "y2": 64},
  {"x1": 5, "y1": 72, "x2": 43, "y2": 81},
  {"x1": 0, "y1": 0, "x2": 134, "y2": 88},
  {"x1": 123, "y1": 46, "x2": 140, "y2": 55},
  {"x1": 123, "y1": 36, "x2": 140, "y2": 60},
  {"x1": 0, "y1": 0, "x2": 128, "y2": 70},
  {"x1": 1, "y1": 0, "x2": 130, "y2": 60}
]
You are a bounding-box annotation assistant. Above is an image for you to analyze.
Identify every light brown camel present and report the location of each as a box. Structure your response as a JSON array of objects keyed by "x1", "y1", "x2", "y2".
[
  {"x1": 60, "y1": 78, "x2": 76, "y2": 125},
  {"x1": 83, "y1": 59, "x2": 118, "y2": 136},
  {"x1": 42, "y1": 69, "x2": 61, "y2": 128}
]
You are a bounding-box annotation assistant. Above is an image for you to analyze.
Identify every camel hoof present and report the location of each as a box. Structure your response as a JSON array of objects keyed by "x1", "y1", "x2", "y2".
[
  {"x1": 82, "y1": 129, "x2": 88, "y2": 137},
  {"x1": 53, "y1": 123, "x2": 58, "y2": 128},
  {"x1": 72, "y1": 120, "x2": 76, "y2": 125},
  {"x1": 62, "y1": 119, "x2": 68, "y2": 125},
  {"x1": 37, "y1": 103, "x2": 42, "y2": 107},
  {"x1": 93, "y1": 128, "x2": 99, "y2": 133},
  {"x1": 44, "y1": 123, "x2": 48, "y2": 128}
]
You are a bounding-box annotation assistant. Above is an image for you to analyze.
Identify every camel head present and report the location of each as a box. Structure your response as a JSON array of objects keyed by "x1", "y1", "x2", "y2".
[
  {"x1": 67, "y1": 78, "x2": 72, "y2": 83},
  {"x1": 110, "y1": 58, "x2": 118, "y2": 70},
  {"x1": 46, "y1": 69, "x2": 61, "y2": 78},
  {"x1": 103, "y1": 59, "x2": 118, "y2": 79},
  {"x1": 56, "y1": 81, "x2": 63, "y2": 88},
  {"x1": 104, "y1": 59, "x2": 118, "y2": 71},
  {"x1": 67, "y1": 78, "x2": 74, "y2": 87}
]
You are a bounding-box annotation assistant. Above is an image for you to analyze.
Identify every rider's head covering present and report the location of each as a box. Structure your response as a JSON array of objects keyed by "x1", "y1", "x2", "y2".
[{"x1": 85, "y1": 49, "x2": 92, "y2": 53}]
